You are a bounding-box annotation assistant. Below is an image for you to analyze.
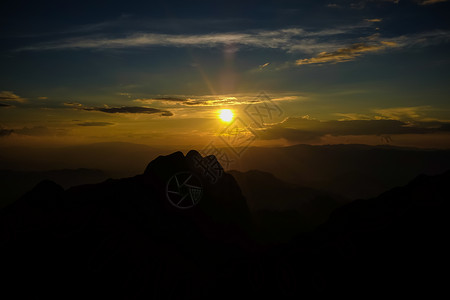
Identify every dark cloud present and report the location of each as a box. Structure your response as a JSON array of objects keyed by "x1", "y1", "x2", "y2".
[
  {"x1": 151, "y1": 97, "x2": 186, "y2": 102},
  {"x1": 15, "y1": 126, "x2": 60, "y2": 136},
  {"x1": 0, "y1": 91, "x2": 25, "y2": 102},
  {"x1": 83, "y1": 106, "x2": 173, "y2": 116},
  {"x1": 135, "y1": 97, "x2": 205, "y2": 106},
  {"x1": 0, "y1": 126, "x2": 67, "y2": 137},
  {"x1": 0, "y1": 128, "x2": 14, "y2": 137},
  {"x1": 0, "y1": 103, "x2": 11, "y2": 107},
  {"x1": 259, "y1": 117, "x2": 450, "y2": 142},
  {"x1": 77, "y1": 122, "x2": 115, "y2": 126}
]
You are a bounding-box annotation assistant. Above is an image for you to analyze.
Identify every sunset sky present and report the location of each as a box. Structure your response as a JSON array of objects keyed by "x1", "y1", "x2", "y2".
[{"x1": 1, "y1": 0, "x2": 450, "y2": 151}]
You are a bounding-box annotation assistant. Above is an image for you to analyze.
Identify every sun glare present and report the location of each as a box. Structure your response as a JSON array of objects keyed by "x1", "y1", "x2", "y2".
[{"x1": 219, "y1": 109, "x2": 234, "y2": 122}]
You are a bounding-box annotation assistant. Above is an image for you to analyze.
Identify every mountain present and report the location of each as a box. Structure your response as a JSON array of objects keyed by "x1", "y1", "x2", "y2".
[
  {"x1": 0, "y1": 142, "x2": 167, "y2": 178},
  {"x1": 229, "y1": 169, "x2": 346, "y2": 239},
  {"x1": 0, "y1": 150, "x2": 252, "y2": 299},
  {"x1": 0, "y1": 150, "x2": 448, "y2": 298},
  {"x1": 304, "y1": 169, "x2": 450, "y2": 296},
  {"x1": 0, "y1": 168, "x2": 109, "y2": 207},
  {"x1": 2, "y1": 142, "x2": 449, "y2": 200},
  {"x1": 236, "y1": 144, "x2": 450, "y2": 199}
]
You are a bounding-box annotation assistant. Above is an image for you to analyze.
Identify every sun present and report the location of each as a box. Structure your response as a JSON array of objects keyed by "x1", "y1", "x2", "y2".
[{"x1": 219, "y1": 109, "x2": 234, "y2": 122}]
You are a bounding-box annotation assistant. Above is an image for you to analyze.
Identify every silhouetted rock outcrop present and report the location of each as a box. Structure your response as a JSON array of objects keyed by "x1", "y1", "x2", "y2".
[
  {"x1": 0, "y1": 151, "x2": 448, "y2": 298},
  {"x1": 0, "y1": 151, "x2": 253, "y2": 299}
]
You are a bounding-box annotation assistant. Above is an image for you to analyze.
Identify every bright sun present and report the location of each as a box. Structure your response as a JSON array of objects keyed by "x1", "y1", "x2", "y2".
[{"x1": 219, "y1": 109, "x2": 234, "y2": 122}]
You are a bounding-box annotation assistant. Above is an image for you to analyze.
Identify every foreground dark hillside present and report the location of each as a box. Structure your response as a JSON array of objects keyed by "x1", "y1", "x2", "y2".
[{"x1": 0, "y1": 151, "x2": 448, "y2": 298}]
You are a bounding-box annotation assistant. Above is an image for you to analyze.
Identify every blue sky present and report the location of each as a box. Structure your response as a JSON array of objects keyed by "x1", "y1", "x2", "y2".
[{"x1": 1, "y1": 0, "x2": 450, "y2": 149}]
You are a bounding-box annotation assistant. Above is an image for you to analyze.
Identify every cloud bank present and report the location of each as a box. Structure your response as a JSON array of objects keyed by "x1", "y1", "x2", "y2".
[
  {"x1": 259, "y1": 116, "x2": 450, "y2": 143},
  {"x1": 0, "y1": 91, "x2": 26, "y2": 103},
  {"x1": 82, "y1": 106, "x2": 173, "y2": 116},
  {"x1": 76, "y1": 122, "x2": 115, "y2": 126}
]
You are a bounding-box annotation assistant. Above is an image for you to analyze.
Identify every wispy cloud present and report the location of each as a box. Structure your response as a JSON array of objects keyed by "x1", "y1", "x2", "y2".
[
  {"x1": 76, "y1": 122, "x2": 115, "y2": 126},
  {"x1": 64, "y1": 102, "x2": 173, "y2": 117},
  {"x1": 365, "y1": 18, "x2": 382, "y2": 22},
  {"x1": 296, "y1": 41, "x2": 397, "y2": 65},
  {"x1": 258, "y1": 62, "x2": 270, "y2": 70},
  {"x1": 64, "y1": 101, "x2": 173, "y2": 116},
  {"x1": 418, "y1": 0, "x2": 448, "y2": 5},
  {"x1": 16, "y1": 23, "x2": 450, "y2": 68},
  {"x1": 295, "y1": 29, "x2": 450, "y2": 66},
  {"x1": 0, "y1": 126, "x2": 66, "y2": 137},
  {"x1": 134, "y1": 93, "x2": 299, "y2": 107},
  {"x1": 336, "y1": 106, "x2": 443, "y2": 122},
  {"x1": 348, "y1": 0, "x2": 447, "y2": 8},
  {"x1": 373, "y1": 106, "x2": 432, "y2": 121},
  {"x1": 0, "y1": 91, "x2": 26, "y2": 103},
  {"x1": 259, "y1": 117, "x2": 450, "y2": 142},
  {"x1": 17, "y1": 25, "x2": 376, "y2": 53},
  {"x1": 64, "y1": 102, "x2": 84, "y2": 107},
  {"x1": 349, "y1": 0, "x2": 400, "y2": 9},
  {"x1": 82, "y1": 106, "x2": 173, "y2": 116}
]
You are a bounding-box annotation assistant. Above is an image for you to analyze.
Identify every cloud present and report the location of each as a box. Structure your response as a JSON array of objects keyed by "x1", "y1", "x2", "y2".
[
  {"x1": 258, "y1": 62, "x2": 270, "y2": 70},
  {"x1": 296, "y1": 41, "x2": 397, "y2": 65},
  {"x1": 65, "y1": 101, "x2": 173, "y2": 116},
  {"x1": 0, "y1": 91, "x2": 26, "y2": 103},
  {"x1": 258, "y1": 117, "x2": 450, "y2": 142},
  {"x1": 418, "y1": 0, "x2": 448, "y2": 4},
  {"x1": 0, "y1": 128, "x2": 14, "y2": 137},
  {"x1": 327, "y1": 3, "x2": 341, "y2": 8},
  {"x1": 151, "y1": 97, "x2": 187, "y2": 102},
  {"x1": 18, "y1": 24, "x2": 450, "y2": 69},
  {"x1": 350, "y1": 0, "x2": 400, "y2": 9},
  {"x1": 338, "y1": 106, "x2": 441, "y2": 122},
  {"x1": 0, "y1": 103, "x2": 11, "y2": 107},
  {"x1": 0, "y1": 126, "x2": 66, "y2": 137},
  {"x1": 17, "y1": 25, "x2": 378, "y2": 53},
  {"x1": 64, "y1": 102, "x2": 84, "y2": 107},
  {"x1": 76, "y1": 122, "x2": 115, "y2": 126},
  {"x1": 365, "y1": 18, "x2": 383, "y2": 22},
  {"x1": 82, "y1": 106, "x2": 173, "y2": 116},
  {"x1": 134, "y1": 93, "x2": 292, "y2": 107},
  {"x1": 14, "y1": 126, "x2": 61, "y2": 136},
  {"x1": 335, "y1": 113, "x2": 373, "y2": 120},
  {"x1": 37, "y1": 96, "x2": 48, "y2": 100},
  {"x1": 373, "y1": 106, "x2": 431, "y2": 121}
]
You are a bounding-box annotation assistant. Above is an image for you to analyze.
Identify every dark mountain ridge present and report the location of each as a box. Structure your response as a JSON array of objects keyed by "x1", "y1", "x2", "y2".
[
  {"x1": 238, "y1": 143, "x2": 450, "y2": 199},
  {"x1": 0, "y1": 150, "x2": 448, "y2": 298}
]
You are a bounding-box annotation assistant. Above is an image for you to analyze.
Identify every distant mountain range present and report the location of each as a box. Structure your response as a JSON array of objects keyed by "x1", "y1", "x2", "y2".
[
  {"x1": 229, "y1": 169, "x2": 346, "y2": 239},
  {"x1": 307, "y1": 169, "x2": 450, "y2": 295},
  {"x1": 2, "y1": 142, "x2": 449, "y2": 202},
  {"x1": 0, "y1": 150, "x2": 448, "y2": 297},
  {"x1": 238, "y1": 144, "x2": 450, "y2": 199},
  {"x1": 0, "y1": 169, "x2": 109, "y2": 207},
  {"x1": 0, "y1": 142, "x2": 167, "y2": 177}
]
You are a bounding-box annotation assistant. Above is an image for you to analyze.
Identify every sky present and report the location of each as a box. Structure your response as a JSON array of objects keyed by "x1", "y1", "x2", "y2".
[{"x1": 1, "y1": 0, "x2": 450, "y2": 153}]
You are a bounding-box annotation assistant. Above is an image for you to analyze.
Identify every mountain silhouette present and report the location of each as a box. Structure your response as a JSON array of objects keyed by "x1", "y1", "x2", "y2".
[
  {"x1": 0, "y1": 150, "x2": 448, "y2": 298},
  {"x1": 229, "y1": 169, "x2": 345, "y2": 240},
  {"x1": 0, "y1": 150, "x2": 253, "y2": 299},
  {"x1": 0, "y1": 168, "x2": 108, "y2": 207},
  {"x1": 304, "y1": 169, "x2": 450, "y2": 296},
  {"x1": 238, "y1": 144, "x2": 450, "y2": 199}
]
